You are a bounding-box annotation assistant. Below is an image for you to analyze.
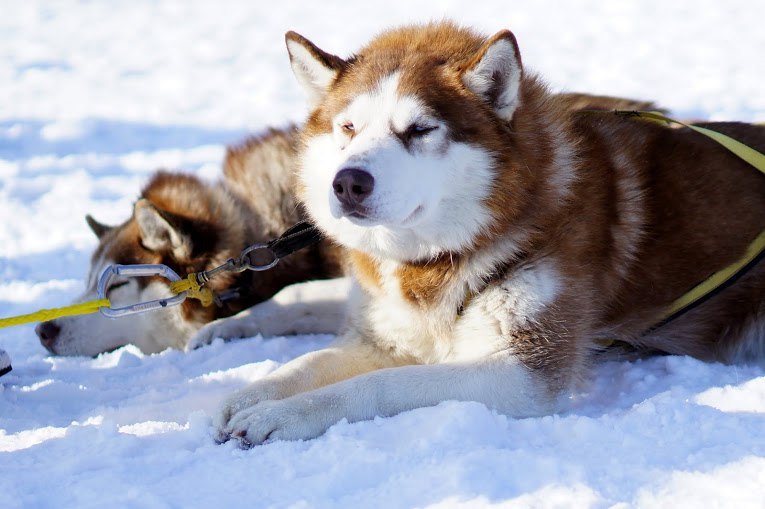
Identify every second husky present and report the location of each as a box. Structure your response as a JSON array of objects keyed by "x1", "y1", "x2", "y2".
[{"x1": 36, "y1": 127, "x2": 346, "y2": 356}]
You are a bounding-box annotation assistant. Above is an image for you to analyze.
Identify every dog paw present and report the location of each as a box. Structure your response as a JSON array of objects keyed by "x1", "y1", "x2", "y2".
[
  {"x1": 224, "y1": 398, "x2": 332, "y2": 447},
  {"x1": 213, "y1": 382, "x2": 282, "y2": 442},
  {"x1": 186, "y1": 317, "x2": 257, "y2": 351}
]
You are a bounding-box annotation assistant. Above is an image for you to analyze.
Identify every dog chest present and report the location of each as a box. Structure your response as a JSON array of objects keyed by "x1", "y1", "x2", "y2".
[{"x1": 356, "y1": 258, "x2": 563, "y2": 363}]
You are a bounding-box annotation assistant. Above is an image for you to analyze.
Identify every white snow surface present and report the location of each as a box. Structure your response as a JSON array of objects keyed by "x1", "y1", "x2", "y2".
[{"x1": 2, "y1": 1, "x2": 765, "y2": 507}]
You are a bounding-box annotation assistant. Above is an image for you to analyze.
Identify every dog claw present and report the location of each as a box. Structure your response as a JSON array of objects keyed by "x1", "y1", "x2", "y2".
[
  {"x1": 235, "y1": 435, "x2": 254, "y2": 449},
  {"x1": 214, "y1": 431, "x2": 232, "y2": 445}
]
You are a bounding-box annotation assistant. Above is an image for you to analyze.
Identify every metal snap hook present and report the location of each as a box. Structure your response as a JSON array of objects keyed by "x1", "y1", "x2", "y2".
[{"x1": 97, "y1": 264, "x2": 187, "y2": 318}]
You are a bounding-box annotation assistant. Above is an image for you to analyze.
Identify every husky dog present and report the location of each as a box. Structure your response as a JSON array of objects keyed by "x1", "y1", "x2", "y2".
[
  {"x1": 35, "y1": 127, "x2": 344, "y2": 356},
  {"x1": 214, "y1": 22, "x2": 765, "y2": 446}
]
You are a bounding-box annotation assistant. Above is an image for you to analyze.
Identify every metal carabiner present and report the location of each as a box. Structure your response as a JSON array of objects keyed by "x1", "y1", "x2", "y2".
[
  {"x1": 97, "y1": 264, "x2": 187, "y2": 318},
  {"x1": 239, "y1": 243, "x2": 279, "y2": 272}
]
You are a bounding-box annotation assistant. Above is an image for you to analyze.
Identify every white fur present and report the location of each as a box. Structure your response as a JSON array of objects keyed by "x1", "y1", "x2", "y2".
[
  {"x1": 462, "y1": 37, "x2": 522, "y2": 121},
  {"x1": 545, "y1": 122, "x2": 578, "y2": 201},
  {"x1": 187, "y1": 277, "x2": 351, "y2": 350},
  {"x1": 731, "y1": 317, "x2": 765, "y2": 365},
  {"x1": 452, "y1": 262, "x2": 561, "y2": 360},
  {"x1": 300, "y1": 72, "x2": 496, "y2": 262},
  {"x1": 217, "y1": 255, "x2": 564, "y2": 444},
  {"x1": 46, "y1": 253, "x2": 134, "y2": 356},
  {"x1": 50, "y1": 262, "x2": 197, "y2": 356},
  {"x1": 610, "y1": 149, "x2": 647, "y2": 279},
  {"x1": 221, "y1": 355, "x2": 548, "y2": 445}
]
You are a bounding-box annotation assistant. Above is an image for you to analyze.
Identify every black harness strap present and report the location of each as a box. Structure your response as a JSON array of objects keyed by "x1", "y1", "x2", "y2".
[{"x1": 266, "y1": 221, "x2": 325, "y2": 260}]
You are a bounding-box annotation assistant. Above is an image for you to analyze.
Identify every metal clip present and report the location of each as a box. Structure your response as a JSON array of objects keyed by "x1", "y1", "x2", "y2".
[
  {"x1": 97, "y1": 264, "x2": 186, "y2": 318},
  {"x1": 239, "y1": 243, "x2": 279, "y2": 271}
]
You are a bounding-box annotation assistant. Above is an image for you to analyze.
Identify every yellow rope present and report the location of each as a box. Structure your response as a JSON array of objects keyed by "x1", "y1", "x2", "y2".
[
  {"x1": 0, "y1": 299, "x2": 111, "y2": 329},
  {"x1": 169, "y1": 273, "x2": 214, "y2": 307},
  {"x1": 0, "y1": 272, "x2": 216, "y2": 330}
]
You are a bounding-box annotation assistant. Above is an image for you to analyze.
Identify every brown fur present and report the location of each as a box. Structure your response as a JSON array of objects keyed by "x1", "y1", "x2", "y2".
[
  {"x1": 395, "y1": 254, "x2": 462, "y2": 308},
  {"x1": 126, "y1": 139, "x2": 346, "y2": 326},
  {"x1": 555, "y1": 92, "x2": 660, "y2": 113},
  {"x1": 222, "y1": 127, "x2": 346, "y2": 297},
  {"x1": 348, "y1": 251, "x2": 382, "y2": 292}
]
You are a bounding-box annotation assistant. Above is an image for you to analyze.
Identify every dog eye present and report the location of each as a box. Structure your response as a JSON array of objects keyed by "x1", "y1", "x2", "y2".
[
  {"x1": 407, "y1": 124, "x2": 438, "y2": 137},
  {"x1": 106, "y1": 281, "x2": 129, "y2": 295},
  {"x1": 340, "y1": 122, "x2": 355, "y2": 133}
]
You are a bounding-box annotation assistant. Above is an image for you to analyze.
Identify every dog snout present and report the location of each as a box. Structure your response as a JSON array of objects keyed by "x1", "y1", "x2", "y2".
[
  {"x1": 36, "y1": 321, "x2": 61, "y2": 351},
  {"x1": 332, "y1": 168, "x2": 375, "y2": 211}
]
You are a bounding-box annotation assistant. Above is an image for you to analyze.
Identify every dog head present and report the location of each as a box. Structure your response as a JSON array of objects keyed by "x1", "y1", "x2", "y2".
[
  {"x1": 288, "y1": 23, "x2": 568, "y2": 262},
  {"x1": 36, "y1": 172, "x2": 247, "y2": 356}
]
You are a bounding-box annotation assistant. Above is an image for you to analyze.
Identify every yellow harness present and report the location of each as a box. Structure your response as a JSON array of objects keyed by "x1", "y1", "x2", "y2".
[{"x1": 626, "y1": 112, "x2": 765, "y2": 327}]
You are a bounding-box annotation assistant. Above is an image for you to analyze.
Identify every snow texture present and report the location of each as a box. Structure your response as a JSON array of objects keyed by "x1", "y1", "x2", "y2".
[{"x1": 1, "y1": 1, "x2": 764, "y2": 507}]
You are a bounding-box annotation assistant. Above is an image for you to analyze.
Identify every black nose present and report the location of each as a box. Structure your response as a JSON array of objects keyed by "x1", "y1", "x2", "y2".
[
  {"x1": 36, "y1": 321, "x2": 61, "y2": 349},
  {"x1": 332, "y1": 168, "x2": 374, "y2": 209}
]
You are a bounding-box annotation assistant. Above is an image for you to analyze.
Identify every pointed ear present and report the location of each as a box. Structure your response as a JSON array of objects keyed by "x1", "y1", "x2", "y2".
[
  {"x1": 85, "y1": 214, "x2": 113, "y2": 239},
  {"x1": 285, "y1": 31, "x2": 347, "y2": 108},
  {"x1": 462, "y1": 30, "x2": 523, "y2": 121},
  {"x1": 134, "y1": 199, "x2": 191, "y2": 258}
]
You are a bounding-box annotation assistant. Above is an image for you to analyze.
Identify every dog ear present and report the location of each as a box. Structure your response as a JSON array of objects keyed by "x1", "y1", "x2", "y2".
[
  {"x1": 462, "y1": 30, "x2": 523, "y2": 121},
  {"x1": 85, "y1": 214, "x2": 113, "y2": 239},
  {"x1": 285, "y1": 31, "x2": 347, "y2": 107},
  {"x1": 134, "y1": 199, "x2": 191, "y2": 259}
]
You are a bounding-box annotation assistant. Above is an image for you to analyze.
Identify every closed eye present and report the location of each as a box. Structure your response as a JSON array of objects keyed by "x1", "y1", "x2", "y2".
[
  {"x1": 106, "y1": 281, "x2": 129, "y2": 295},
  {"x1": 406, "y1": 124, "x2": 438, "y2": 138}
]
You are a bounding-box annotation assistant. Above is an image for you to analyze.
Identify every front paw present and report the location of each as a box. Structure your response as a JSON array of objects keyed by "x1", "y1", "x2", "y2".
[
  {"x1": 186, "y1": 317, "x2": 257, "y2": 351},
  {"x1": 213, "y1": 383, "x2": 281, "y2": 443},
  {"x1": 224, "y1": 398, "x2": 333, "y2": 447}
]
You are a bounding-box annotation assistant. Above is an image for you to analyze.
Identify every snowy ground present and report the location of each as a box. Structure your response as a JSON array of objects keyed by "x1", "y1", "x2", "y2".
[{"x1": 2, "y1": 1, "x2": 765, "y2": 507}]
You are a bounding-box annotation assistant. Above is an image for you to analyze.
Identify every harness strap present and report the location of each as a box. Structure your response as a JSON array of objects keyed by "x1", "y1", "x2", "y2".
[
  {"x1": 623, "y1": 111, "x2": 765, "y2": 171},
  {"x1": 264, "y1": 221, "x2": 324, "y2": 261},
  {"x1": 655, "y1": 230, "x2": 765, "y2": 328},
  {"x1": 624, "y1": 111, "x2": 765, "y2": 327}
]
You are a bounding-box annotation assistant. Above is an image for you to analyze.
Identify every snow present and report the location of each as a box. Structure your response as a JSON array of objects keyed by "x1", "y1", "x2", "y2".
[{"x1": 1, "y1": 1, "x2": 764, "y2": 507}]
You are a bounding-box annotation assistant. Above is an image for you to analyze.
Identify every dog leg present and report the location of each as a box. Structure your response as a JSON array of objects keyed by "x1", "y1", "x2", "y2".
[
  {"x1": 186, "y1": 277, "x2": 351, "y2": 350},
  {"x1": 213, "y1": 333, "x2": 409, "y2": 441},
  {"x1": 223, "y1": 354, "x2": 558, "y2": 446}
]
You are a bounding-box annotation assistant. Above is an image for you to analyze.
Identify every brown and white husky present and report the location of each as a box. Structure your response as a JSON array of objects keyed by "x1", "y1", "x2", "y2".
[
  {"x1": 214, "y1": 22, "x2": 765, "y2": 446},
  {"x1": 36, "y1": 127, "x2": 345, "y2": 356}
]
